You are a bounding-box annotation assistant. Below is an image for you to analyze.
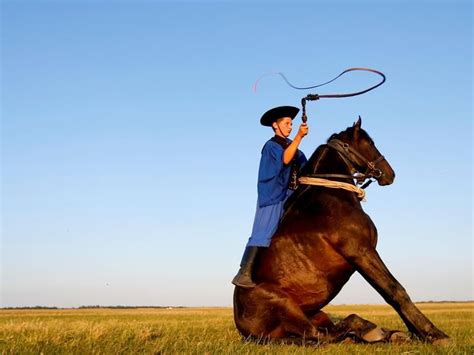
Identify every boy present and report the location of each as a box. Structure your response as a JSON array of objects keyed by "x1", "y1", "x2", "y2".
[{"x1": 232, "y1": 106, "x2": 308, "y2": 288}]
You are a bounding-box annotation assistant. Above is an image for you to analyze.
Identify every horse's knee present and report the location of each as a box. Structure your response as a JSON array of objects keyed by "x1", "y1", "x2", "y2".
[
  {"x1": 343, "y1": 313, "x2": 364, "y2": 324},
  {"x1": 336, "y1": 314, "x2": 376, "y2": 333},
  {"x1": 267, "y1": 324, "x2": 285, "y2": 338}
]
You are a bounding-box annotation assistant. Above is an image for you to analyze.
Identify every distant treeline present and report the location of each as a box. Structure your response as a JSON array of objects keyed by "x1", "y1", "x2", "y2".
[
  {"x1": 415, "y1": 300, "x2": 474, "y2": 304},
  {"x1": 1, "y1": 306, "x2": 188, "y2": 310},
  {"x1": 78, "y1": 306, "x2": 188, "y2": 309},
  {"x1": 2, "y1": 301, "x2": 473, "y2": 310}
]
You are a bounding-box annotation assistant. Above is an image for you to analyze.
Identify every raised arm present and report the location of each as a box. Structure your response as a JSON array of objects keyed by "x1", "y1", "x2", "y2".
[{"x1": 283, "y1": 123, "x2": 308, "y2": 165}]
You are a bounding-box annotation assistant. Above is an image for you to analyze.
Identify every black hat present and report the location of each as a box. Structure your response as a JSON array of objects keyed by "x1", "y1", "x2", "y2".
[{"x1": 260, "y1": 106, "x2": 300, "y2": 127}]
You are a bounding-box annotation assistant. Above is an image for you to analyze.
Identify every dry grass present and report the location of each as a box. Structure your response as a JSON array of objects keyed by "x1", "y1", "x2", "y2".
[{"x1": 0, "y1": 303, "x2": 472, "y2": 354}]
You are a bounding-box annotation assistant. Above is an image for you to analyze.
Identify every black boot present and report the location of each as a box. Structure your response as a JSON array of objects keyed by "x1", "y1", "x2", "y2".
[{"x1": 232, "y1": 246, "x2": 259, "y2": 288}]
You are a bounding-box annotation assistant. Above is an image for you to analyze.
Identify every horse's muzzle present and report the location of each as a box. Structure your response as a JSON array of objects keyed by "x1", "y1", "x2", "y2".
[{"x1": 377, "y1": 171, "x2": 395, "y2": 186}]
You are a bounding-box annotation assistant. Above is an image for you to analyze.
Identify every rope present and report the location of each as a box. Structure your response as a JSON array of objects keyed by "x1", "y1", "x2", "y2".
[{"x1": 298, "y1": 177, "x2": 366, "y2": 201}]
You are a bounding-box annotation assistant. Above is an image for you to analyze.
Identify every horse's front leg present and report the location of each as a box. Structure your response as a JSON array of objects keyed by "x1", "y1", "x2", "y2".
[{"x1": 346, "y1": 247, "x2": 449, "y2": 344}]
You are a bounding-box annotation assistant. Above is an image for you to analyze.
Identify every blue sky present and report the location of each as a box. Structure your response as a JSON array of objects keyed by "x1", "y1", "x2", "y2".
[{"x1": 1, "y1": 1, "x2": 472, "y2": 307}]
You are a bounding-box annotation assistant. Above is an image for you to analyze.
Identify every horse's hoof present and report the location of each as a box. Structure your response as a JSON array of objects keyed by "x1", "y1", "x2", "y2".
[
  {"x1": 432, "y1": 337, "x2": 451, "y2": 346},
  {"x1": 341, "y1": 336, "x2": 357, "y2": 344},
  {"x1": 362, "y1": 326, "x2": 387, "y2": 343},
  {"x1": 389, "y1": 331, "x2": 411, "y2": 344}
]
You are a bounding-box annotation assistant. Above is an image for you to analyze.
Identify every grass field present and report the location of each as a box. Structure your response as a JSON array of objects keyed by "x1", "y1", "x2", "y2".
[{"x1": 1, "y1": 302, "x2": 472, "y2": 354}]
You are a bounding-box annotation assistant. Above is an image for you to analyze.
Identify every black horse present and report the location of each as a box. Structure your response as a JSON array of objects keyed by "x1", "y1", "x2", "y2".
[{"x1": 233, "y1": 117, "x2": 449, "y2": 345}]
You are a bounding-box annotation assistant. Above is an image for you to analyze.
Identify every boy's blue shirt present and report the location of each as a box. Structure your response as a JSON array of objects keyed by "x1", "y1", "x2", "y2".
[{"x1": 257, "y1": 138, "x2": 307, "y2": 208}]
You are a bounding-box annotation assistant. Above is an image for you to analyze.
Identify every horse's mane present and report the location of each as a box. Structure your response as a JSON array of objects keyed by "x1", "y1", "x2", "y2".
[
  {"x1": 299, "y1": 125, "x2": 356, "y2": 176},
  {"x1": 330, "y1": 125, "x2": 374, "y2": 145},
  {"x1": 299, "y1": 144, "x2": 329, "y2": 176}
]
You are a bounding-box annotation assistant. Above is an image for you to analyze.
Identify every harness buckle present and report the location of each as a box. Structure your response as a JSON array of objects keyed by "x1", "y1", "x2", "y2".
[{"x1": 373, "y1": 169, "x2": 383, "y2": 178}]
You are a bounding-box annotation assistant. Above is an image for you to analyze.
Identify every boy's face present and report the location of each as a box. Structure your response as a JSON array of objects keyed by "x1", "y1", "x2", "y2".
[{"x1": 273, "y1": 117, "x2": 293, "y2": 137}]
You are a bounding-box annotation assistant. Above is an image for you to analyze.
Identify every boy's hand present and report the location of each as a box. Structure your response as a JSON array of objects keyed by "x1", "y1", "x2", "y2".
[{"x1": 297, "y1": 123, "x2": 309, "y2": 138}]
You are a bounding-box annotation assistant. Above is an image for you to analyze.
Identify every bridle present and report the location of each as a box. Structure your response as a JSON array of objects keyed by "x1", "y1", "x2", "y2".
[
  {"x1": 327, "y1": 139, "x2": 386, "y2": 182},
  {"x1": 301, "y1": 138, "x2": 387, "y2": 190}
]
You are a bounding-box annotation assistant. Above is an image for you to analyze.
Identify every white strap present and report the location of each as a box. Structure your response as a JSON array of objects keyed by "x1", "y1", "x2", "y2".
[{"x1": 298, "y1": 177, "x2": 366, "y2": 200}]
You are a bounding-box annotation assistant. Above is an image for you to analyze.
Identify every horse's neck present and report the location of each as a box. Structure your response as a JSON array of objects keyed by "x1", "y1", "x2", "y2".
[
  {"x1": 311, "y1": 145, "x2": 353, "y2": 179},
  {"x1": 282, "y1": 145, "x2": 360, "y2": 220},
  {"x1": 303, "y1": 144, "x2": 361, "y2": 205}
]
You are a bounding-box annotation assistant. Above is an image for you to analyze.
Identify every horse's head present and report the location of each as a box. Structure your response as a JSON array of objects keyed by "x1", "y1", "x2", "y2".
[{"x1": 328, "y1": 116, "x2": 395, "y2": 186}]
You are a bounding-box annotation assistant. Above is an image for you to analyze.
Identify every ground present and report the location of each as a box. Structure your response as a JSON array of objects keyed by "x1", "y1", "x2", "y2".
[{"x1": 1, "y1": 302, "x2": 472, "y2": 354}]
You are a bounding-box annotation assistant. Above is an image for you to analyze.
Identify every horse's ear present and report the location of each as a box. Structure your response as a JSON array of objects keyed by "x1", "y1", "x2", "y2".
[
  {"x1": 353, "y1": 116, "x2": 362, "y2": 130},
  {"x1": 352, "y1": 116, "x2": 362, "y2": 140}
]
